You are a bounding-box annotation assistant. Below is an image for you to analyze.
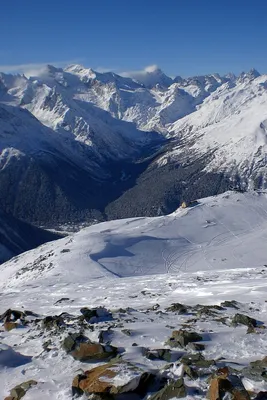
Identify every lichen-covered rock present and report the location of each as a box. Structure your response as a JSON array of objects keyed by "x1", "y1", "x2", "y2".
[
  {"x1": 6, "y1": 380, "x2": 37, "y2": 400},
  {"x1": 63, "y1": 333, "x2": 117, "y2": 361},
  {"x1": 232, "y1": 313, "x2": 257, "y2": 327},
  {"x1": 166, "y1": 329, "x2": 202, "y2": 348},
  {"x1": 148, "y1": 378, "x2": 186, "y2": 400},
  {"x1": 72, "y1": 359, "x2": 151, "y2": 397}
]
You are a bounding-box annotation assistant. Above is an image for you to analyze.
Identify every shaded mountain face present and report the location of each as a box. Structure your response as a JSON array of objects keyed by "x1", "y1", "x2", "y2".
[
  {"x1": 0, "y1": 211, "x2": 61, "y2": 263},
  {"x1": 0, "y1": 65, "x2": 266, "y2": 227}
]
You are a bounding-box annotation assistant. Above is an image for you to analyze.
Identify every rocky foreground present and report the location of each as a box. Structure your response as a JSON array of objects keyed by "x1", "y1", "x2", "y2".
[{"x1": 2, "y1": 294, "x2": 267, "y2": 400}]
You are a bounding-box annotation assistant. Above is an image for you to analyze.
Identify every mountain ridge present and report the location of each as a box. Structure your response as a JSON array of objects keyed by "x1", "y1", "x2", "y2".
[{"x1": 0, "y1": 64, "x2": 266, "y2": 228}]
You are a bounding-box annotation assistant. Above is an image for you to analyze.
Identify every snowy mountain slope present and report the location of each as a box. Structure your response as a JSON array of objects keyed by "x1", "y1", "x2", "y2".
[
  {"x1": 0, "y1": 211, "x2": 61, "y2": 264},
  {"x1": 2, "y1": 191, "x2": 267, "y2": 288},
  {"x1": 1, "y1": 64, "x2": 267, "y2": 227},
  {"x1": 161, "y1": 74, "x2": 267, "y2": 188},
  {"x1": 0, "y1": 102, "x2": 160, "y2": 227},
  {"x1": 2, "y1": 192, "x2": 267, "y2": 399}
]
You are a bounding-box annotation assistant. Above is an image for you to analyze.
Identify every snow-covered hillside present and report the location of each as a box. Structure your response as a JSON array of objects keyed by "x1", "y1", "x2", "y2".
[
  {"x1": 165, "y1": 73, "x2": 267, "y2": 186},
  {"x1": 1, "y1": 191, "x2": 267, "y2": 288},
  {"x1": 0, "y1": 212, "x2": 60, "y2": 263},
  {"x1": 2, "y1": 191, "x2": 267, "y2": 400}
]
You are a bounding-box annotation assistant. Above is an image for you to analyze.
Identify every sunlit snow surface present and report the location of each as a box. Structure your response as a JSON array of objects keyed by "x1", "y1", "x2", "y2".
[{"x1": 2, "y1": 191, "x2": 267, "y2": 398}]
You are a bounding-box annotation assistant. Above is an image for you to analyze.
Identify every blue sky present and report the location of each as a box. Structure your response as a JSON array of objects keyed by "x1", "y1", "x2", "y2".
[{"x1": 1, "y1": 0, "x2": 267, "y2": 77}]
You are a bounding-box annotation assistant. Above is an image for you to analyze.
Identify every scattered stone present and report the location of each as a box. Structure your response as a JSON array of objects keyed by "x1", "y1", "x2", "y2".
[
  {"x1": 242, "y1": 357, "x2": 267, "y2": 382},
  {"x1": 186, "y1": 342, "x2": 205, "y2": 351},
  {"x1": 166, "y1": 330, "x2": 202, "y2": 348},
  {"x1": 148, "y1": 377, "x2": 186, "y2": 400},
  {"x1": 232, "y1": 313, "x2": 257, "y2": 328},
  {"x1": 182, "y1": 363, "x2": 199, "y2": 379},
  {"x1": 42, "y1": 340, "x2": 52, "y2": 352},
  {"x1": 180, "y1": 352, "x2": 215, "y2": 368},
  {"x1": 63, "y1": 333, "x2": 117, "y2": 362},
  {"x1": 144, "y1": 348, "x2": 172, "y2": 362},
  {"x1": 0, "y1": 309, "x2": 25, "y2": 323},
  {"x1": 0, "y1": 309, "x2": 37, "y2": 323},
  {"x1": 80, "y1": 307, "x2": 112, "y2": 323},
  {"x1": 194, "y1": 305, "x2": 223, "y2": 317},
  {"x1": 42, "y1": 315, "x2": 64, "y2": 330},
  {"x1": 208, "y1": 369, "x2": 250, "y2": 400},
  {"x1": 5, "y1": 380, "x2": 37, "y2": 400},
  {"x1": 165, "y1": 303, "x2": 188, "y2": 314},
  {"x1": 98, "y1": 328, "x2": 113, "y2": 344},
  {"x1": 121, "y1": 329, "x2": 132, "y2": 336},
  {"x1": 60, "y1": 249, "x2": 70, "y2": 253},
  {"x1": 72, "y1": 359, "x2": 152, "y2": 397},
  {"x1": 221, "y1": 300, "x2": 239, "y2": 309},
  {"x1": 54, "y1": 297, "x2": 71, "y2": 305}
]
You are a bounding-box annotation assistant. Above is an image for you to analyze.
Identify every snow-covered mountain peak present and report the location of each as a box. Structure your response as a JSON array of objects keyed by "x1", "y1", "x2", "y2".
[
  {"x1": 237, "y1": 68, "x2": 261, "y2": 83},
  {"x1": 122, "y1": 65, "x2": 174, "y2": 89}
]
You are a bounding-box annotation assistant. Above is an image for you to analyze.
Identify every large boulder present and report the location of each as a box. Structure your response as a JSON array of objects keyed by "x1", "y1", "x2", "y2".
[
  {"x1": 72, "y1": 359, "x2": 151, "y2": 397},
  {"x1": 63, "y1": 333, "x2": 117, "y2": 361}
]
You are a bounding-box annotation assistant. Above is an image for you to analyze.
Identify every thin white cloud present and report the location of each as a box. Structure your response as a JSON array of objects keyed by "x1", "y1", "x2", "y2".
[
  {"x1": 120, "y1": 65, "x2": 160, "y2": 79},
  {"x1": 0, "y1": 60, "x2": 83, "y2": 77}
]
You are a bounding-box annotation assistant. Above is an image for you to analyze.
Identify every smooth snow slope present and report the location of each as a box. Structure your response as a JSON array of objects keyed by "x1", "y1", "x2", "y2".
[{"x1": 2, "y1": 191, "x2": 267, "y2": 290}]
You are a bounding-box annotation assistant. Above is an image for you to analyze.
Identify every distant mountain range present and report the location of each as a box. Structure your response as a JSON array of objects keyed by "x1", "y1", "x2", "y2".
[{"x1": 0, "y1": 64, "x2": 266, "y2": 229}]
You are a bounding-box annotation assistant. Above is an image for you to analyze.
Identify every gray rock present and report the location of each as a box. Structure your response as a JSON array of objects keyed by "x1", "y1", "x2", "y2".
[
  {"x1": 166, "y1": 329, "x2": 202, "y2": 348},
  {"x1": 144, "y1": 348, "x2": 172, "y2": 362},
  {"x1": 149, "y1": 378, "x2": 186, "y2": 400},
  {"x1": 232, "y1": 313, "x2": 257, "y2": 327},
  {"x1": 165, "y1": 303, "x2": 188, "y2": 314}
]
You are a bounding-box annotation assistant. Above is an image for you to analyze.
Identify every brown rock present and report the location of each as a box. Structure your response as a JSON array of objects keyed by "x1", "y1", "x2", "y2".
[
  {"x1": 71, "y1": 342, "x2": 114, "y2": 361},
  {"x1": 4, "y1": 322, "x2": 18, "y2": 331},
  {"x1": 72, "y1": 359, "x2": 150, "y2": 397},
  {"x1": 208, "y1": 374, "x2": 250, "y2": 400}
]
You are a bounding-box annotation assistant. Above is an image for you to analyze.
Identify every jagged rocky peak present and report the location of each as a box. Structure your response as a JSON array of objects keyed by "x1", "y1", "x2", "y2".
[{"x1": 238, "y1": 68, "x2": 261, "y2": 82}]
